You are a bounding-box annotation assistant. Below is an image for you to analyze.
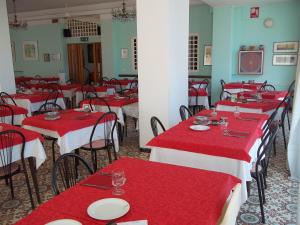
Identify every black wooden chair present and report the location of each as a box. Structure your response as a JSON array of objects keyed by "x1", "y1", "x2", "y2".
[
  {"x1": 0, "y1": 92, "x2": 17, "y2": 106},
  {"x1": 279, "y1": 95, "x2": 292, "y2": 149},
  {"x1": 199, "y1": 79, "x2": 209, "y2": 90},
  {"x1": 79, "y1": 112, "x2": 118, "y2": 171},
  {"x1": 179, "y1": 105, "x2": 192, "y2": 121},
  {"x1": 51, "y1": 153, "x2": 93, "y2": 195},
  {"x1": 220, "y1": 79, "x2": 226, "y2": 91},
  {"x1": 88, "y1": 97, "x2": 111, "y2": 112},
  {"x1": 110, "y1": 78, "x2": 123, "y2": 94},
  {"x1": 262, "y1": 84, "x2": 276, "y2": 91},
  {"x1": 220, "y1": 90, "x2": 232, "y2": 100},
  {"x1": 150, "y1": 116, "x2": 166, "y2": 137},
  {"x1": 0, "y1": 130, "x2": 36, "y2": 208},
  {"x1": 129, "y1": 78, "x2": 138, "y2": 89},
  {"x1": 0, "y1": 104, "x2": 14, "y2": 125}
]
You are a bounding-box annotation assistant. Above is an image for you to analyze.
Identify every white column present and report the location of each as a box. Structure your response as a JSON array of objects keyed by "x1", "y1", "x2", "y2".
[
  {"x1": 0, "y1": 0, "x2": 16, "y2": 94},
  {"x1": 288, "y1": 51, "x2": 300, "y2": 180},
  {"x1": 137, "y1": 0, "x2": 189, "y2": 146}
]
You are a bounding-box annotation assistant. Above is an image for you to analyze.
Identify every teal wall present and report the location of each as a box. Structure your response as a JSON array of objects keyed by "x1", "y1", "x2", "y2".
[
  {"x1": 211, "y1": 0, "x2": 300, "y2": 102},
  {"x1": 10, "y1": 24, "x2": 66, "y2": 77}
]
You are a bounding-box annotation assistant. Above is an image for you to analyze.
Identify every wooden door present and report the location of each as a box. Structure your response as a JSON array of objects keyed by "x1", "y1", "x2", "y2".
[
  {"x1": 67, "y1": 44, "x2": 85, "y2": 84},
  {"x1": 91, "y1": 43, "x2": 102, "y2": 82}
]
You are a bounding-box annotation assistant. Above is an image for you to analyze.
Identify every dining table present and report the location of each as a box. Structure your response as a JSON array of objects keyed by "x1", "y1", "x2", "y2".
[
  {"x1": 237, "y1": 90, "x2": 288, "y2": 101},
  {"x1": 14, "y1": 157, "x2": 241, "y2": 225},
  {"x1": 103, "y1": 79, "x2": 134, "y2": 91},
  {"x1": 22, "y1": 109, "x2": 119, "y2": 156},
  {"x1": 224, "y1": 82, "x2": 264, "y2": 94},
  {"x1": 7, "y1": 92, "x2": 66, "y2": 115},
  {"x1": 75, "y1": 86, "x2": 116, "y2": 106},
  {"x1": 0, "y1": 104, "x2": 28, "y2": 125},
  {"x1": 147, "y1": 110, "x2": 268, "y2": 203},
  {"x1": 188, "y1": 88, "x2": 210, "y2": 109}
]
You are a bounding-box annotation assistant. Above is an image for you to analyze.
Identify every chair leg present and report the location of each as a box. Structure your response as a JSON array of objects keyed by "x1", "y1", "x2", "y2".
[
  {"x1": 107, "y1": 147, "x2": 112, "y2": 163},
  {"x1": 260, "y1": 174, "x2": 266, "y2": 204},
  {"x1": 91, "y1": 151, "x2": 96, "y2": 172},
  {"x1": 112, "y1": 145, "x2": 118, "y2": 161},
  {"x1": 256, "y1": 176, "x2": 265, "y2": 224},
  {"x1": 246, "y1": 181, "x2": 251, "y2": 197},
  {"x1": 287, "y1": 111, "x2": 291, "y2": 130},
  {"x1": 28, "y1": 157, "x2": 41, "y2": 204},
  {"x1": 273, "y1": 136, "x2": 277, "y2": 156},
  {"x1": 52, "y1": 140, "x2": 56, "y2": 163},
  {"x1": 22, "y1": 159, "x2": 35, "y2": 209},
  {"x1": 4, "y1": 177, "x2": 9, "y2": 185},
  {"x1": 282, "y1": 123, "x2": 287, "y2": 149},
  {"x1": 9, "y1": 176, "x2": 14, "y2": 199}
]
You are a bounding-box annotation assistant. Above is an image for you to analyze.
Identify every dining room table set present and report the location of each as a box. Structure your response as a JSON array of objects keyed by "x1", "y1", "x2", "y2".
[
  {"x1": 15, "y1": 157, "x2": 241, "y2": 225},
  {"x1": 0, "y1": 103, "x2": 28, "y2": 125},
  {"x1": 147, "y1": 109, "x2": 268, "y2": 203},
  {"x1": 223, "y1": 81, "x2": 264, "y2": 94}
]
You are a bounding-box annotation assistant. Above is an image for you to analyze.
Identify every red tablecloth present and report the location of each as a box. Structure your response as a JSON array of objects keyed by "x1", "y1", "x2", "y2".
[
  {"x1": 11, "y1": 92, "x2": 64, "y2": 103},
  {"x1": 22, "y1": 110, "x2": 107, "y2": 137},
  {"x1": 15, "y1": 77, "x2": 59, "y2": 84},
  {"x1": 81, "y1": 97, "x2": 138, "y2": 107},
  {"x1": 0, "y1": 104, "x2": 28, "y2": 116},
  {"x1": 76, "y1": 86, "x2": 115, "y2": 92},
  {"x1": 57, "y1": 84, "x2": 81, "y2": 90},
  {"x1": 147, "y1": 110, "x2": 268, "y2": 162},
  {"x1": 103, "y1": 80, "x2": 132, "y2": 86},
  {"x1": 224, "y1": 82, "x2": 263, "y2": 90},
  {"x1": 189, "y1": 88, "x2": 208, "y2": 96},
  {"x1": 189, "y1": 81, "x2": 209, "y2": 85},
  {"x1": 15, "y1": 158, "x2": 240, "y2": 225},
  {"x1": 237, "y1": 90, "x2": 288, "y2": 100},
  {"x1": 0, "y1": 123, "x2": 43, "y2": 149},
  {"x1": 216, "y1": 99, "x2": 282, "y2": 112}
]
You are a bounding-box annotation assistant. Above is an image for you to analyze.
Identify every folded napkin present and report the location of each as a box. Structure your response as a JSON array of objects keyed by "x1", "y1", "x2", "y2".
[
  {"x1": 118, "y1": 220, "x2": 148, "y2": 225},
  {"x1": 82, "y1": 173, "x2": 112, "y2": 188}
]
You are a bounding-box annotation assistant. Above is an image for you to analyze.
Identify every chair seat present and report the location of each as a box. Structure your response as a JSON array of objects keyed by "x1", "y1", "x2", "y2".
[
  {"x1": 0, "y1": 163, "x2": 20, "y2": 178},
  {"x1": 81, "y1": 139, "x2": 106, "y2": 149}
]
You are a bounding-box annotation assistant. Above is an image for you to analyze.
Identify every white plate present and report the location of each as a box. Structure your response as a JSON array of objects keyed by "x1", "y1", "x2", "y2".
[
  {"x1": 87, "y1": 198, "x2": 130, "y2": 220},
  {"x1": 189, "y1": 125, "x2": 210, "y2": 131},
  {"x1": 45, "y1": 219, "x2": 82, "y2": 225},
  {"x1": 44, "y1": 115, "x2": 61, "y2": 121}
]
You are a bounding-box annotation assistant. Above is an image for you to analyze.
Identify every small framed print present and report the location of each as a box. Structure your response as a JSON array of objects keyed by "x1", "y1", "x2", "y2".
[
  {"x1": 272, "y1": 54, "x2": 298, "y2": 66},
  {"x1": 250, "y1": 7, "x2": 259, "y2": 18},
  {"x1": 43, "y1": 53, "x2": 50, "y2": 62},
  {"x1": 121, "y1": 48, "x2": 128, "y2": 59},
  {"x1": 273, "y1": 41, "x2": 299, "y2": 53},
  {"x1": 238, "y1": 50, "x2": 264, "y2": 75},
  {"x1": 23, "y1": 41, "x2": 38, "y2": 61},
  {"x1": 203, "y1": 45, "x2": 212, "y2": 66},
  {"x1": 50, "y1": 53, "x2": 61, "y2": 61}
]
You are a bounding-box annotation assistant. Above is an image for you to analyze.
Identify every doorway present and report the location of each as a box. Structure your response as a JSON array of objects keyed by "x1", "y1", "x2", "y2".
[{"x1": 67, "y1": 43, "x2": 102, "y2": 84}]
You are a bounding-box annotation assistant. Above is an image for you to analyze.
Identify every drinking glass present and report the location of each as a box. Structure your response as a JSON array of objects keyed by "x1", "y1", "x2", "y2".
[
  {"x1": 234, "y1": 106, "x2": 240, "y2": 118},
  {"x1": 112, "y1": 170, "x2": 126, "y2": 195},
  {"x1": 220, "y1": 118, "x2": 229, "y2": 135}
]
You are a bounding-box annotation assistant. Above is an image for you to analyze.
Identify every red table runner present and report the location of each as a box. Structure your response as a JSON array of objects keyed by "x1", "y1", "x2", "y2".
[
  {"x1": 15, "y1": 158, "x2": 240, "y2": 225},
  {"x1": 11, "y1": 92, "x2": 64, "y2": 103},
  {"x1": 0, "y1": 123, "x2": 43, "y2": 149},
  {"x1": 81, "y1": 97, "x2": 138, "y2": 108},
  {"x1": 237, "y1": 90, "x2": 288, "y2": 100},
  {"x1": 22, "y1": 110, "x2": 107, "y2": 136},
  {"x1": 216, "y1": 99, "x2": 282, "y2": 112},
  {"x1": 189, "y1": 88, "x2": 208, "y2": 96},
  {"x1": 147, "y1": 110, "x2": 268, "y2": 162},
  {"x1": 224, "y1": 82, "x2": 263, "y2": 90},
  {"x1": 0, "y1": 104, "x2": 28, "y2": 116}
]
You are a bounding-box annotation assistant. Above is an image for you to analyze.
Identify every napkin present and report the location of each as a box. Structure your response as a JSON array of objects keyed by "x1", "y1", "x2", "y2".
[
  {"x1": 117, "y1": 220, "x2": 148, "y2": 225},
  {"x1": 81, "y1": 173, "x2": 112, "y2": 188}
]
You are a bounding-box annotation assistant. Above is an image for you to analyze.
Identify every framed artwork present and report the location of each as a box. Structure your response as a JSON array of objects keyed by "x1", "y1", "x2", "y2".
[
  {"x1": 43, "y1": 53, "x2": 50, "y2": 62},
  {"x1": 273, "y1": 54, "x2": 298, "y2": 66},
  {"x1": 22, "y1": 41, "x2": 38, "y2": 61},
  {"x1": 273, "y1": 41, "x2": 299, "y2": 53},
  {"x1": 250, "y1": 7, "x2": 259, "y2": 18},
  {"x1": 121, "y1": 48, "x2": 128, "y2": 59},
  {"x1": 11, "y1": 41, "x2": 16, "y2": 62},
  {"x1": 50, "y1": 53, "x2": 61, "y2": 61},
  {"x1": 203, "y1": 45, "x2": 212, "y2": 66},
  {"x1": 238, "y1": 50, "x2": 264, "y2": 75}
]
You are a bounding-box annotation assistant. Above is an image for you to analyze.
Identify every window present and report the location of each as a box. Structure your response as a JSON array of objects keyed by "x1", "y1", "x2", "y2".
[
  {"x1": 188, "y1": 34, "x2": 199, "y2": 71},
  {"x1": 67, "y1": 18, "x2": 99, "y2": 37},
  {"x1": 132, "y1": 38, "x2": 138, "y2": 71}
]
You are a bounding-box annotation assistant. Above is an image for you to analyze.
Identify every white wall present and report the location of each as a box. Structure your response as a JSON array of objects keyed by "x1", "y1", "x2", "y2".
[
  {"x1": 137, "y1": 0, "x2": 189, "y2": 146},
  {"x1": 0, "y1": 0, "x2": 16, "y2": 94}
]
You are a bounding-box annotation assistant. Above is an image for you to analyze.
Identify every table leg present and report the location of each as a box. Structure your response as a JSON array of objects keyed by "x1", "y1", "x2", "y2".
[{"x1": 28, "y1": 157, "x2": 41, "y2": 204}]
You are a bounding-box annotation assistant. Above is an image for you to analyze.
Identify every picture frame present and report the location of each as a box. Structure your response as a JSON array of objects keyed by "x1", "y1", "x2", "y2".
[
  {"x1": 203, "y1": 45, "x2": 212, "y2": 66},
  {"x1": 272, "y1": 54, "x2": 298, "y2": 66},
  {"x1": 11, "y1": 41, "x2": 16, "y2": 62},
  {"x1": 273, "y1": 41, "x2": 299, "y2": 53},
  {"x1": 22, "y1": 41, "x2": 38, "y2": 61},
  {"x1": 250, "y1": 7, "x2": 259, "y2": 18},
  {"x1": 43, "y1": 53, "x2": 50, "y2": 62},
  {"x1": 238, "y1": 50, "x2": 264, "y2": 75},
  {"x1": 121, "y1": 48, "x2": 128, "y2": 59},
  {"x1": 50, "y1": 53, "x2": 61, "y2": 61}
]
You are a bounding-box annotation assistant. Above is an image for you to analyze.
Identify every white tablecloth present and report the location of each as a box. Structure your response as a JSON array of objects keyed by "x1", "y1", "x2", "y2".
[
  {"x1": 75, "y1": 88, "x2": 115, "y2": 106},
  {"x1": 189, "y1": 96, "x2": 210, "y2": 109},
  {"x1": 149, "y1": 138, "x2": 261, "y2": 204},
  {"x1": 0, "y1": 114, "x2": 27, "y2": 125},
  {"x1": 123, "y1": 102, "x2": 139, "y2": 119},
  {"x1": 23, "y1": 123, "x2": 119, "y2": 155}
]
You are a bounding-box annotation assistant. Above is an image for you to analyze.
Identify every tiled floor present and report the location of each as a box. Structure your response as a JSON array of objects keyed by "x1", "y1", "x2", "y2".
[{"x1": 0, "y1": 118, "x2": 298, "y2": 224}]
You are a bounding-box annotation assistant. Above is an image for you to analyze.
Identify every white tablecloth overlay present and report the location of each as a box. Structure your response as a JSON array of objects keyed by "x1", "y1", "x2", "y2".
[
  {"x1": 224, "y1": 88, "x2": 254, "y2": 94},
  {"x1": 75, "y1": 88, "x2": 116, "y2": 106},
  {"x1": 23, "y1": 123, "x2": 119, "y2": 155},
  {"x1": 7, "y1": 98, "x2": 66, "y2": 116},
  {"x1": 122, "y1": 102, "x2": 139, "y2": 119},
  {"x1": 0, "y1": 138, "x2": 46, "y2": 169},
  {"x1": 0, "y1": 114, "x2": 27, "y2": 125},
  {"x1": 189, "y1": 96, "x2": 210, "y2": 109},
  {"x1": 149, "y1": 138, "x2": 261, "y2": 204}
]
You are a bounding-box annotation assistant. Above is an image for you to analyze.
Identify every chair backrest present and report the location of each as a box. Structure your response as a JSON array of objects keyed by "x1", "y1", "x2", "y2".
[
  {"x1": 0, "y1": 92, "x2": 17, "y2": 106},
  {"x1": 280, "y1": 95, "x2": 291, "y2": 124},
  {"x1": 287, "y1": 80, "x2": 295, "y2": 96},
  {"x1": 81, "y1": 85, "x2": 98, "y2": 100},
  {"x1": 262, "y1": 84, "x2": 276, "y2": 91},
  {"x1": 150, "y1": 116, "x2": 166, "y2": 137},
  {"x1": 88, "y1": 112, "x2": 118, "y2": 149},
  {"x1": 51, "y1": 153, "x2": 93, "y2": 195},
  {"x1": 262, "y1": 108, "x2": 278, "y2": 134},
  {"x1": 199, "y1": 79, "x2": 209, "y2": 90},
  {"x1": 110, "y1": 78, "x2": 123, "y2": 93},
  {"x1": 0, "y1": 104, "x2": 14, "y2": 125},
  {"x1": 179, "y1": 105, "x2": 192, "y2": 121},
  {"x1": 218, "y1": 183, "x2": 242, "y2": 225},
  {"x1": 129, "y1": 79, "x2": 138, "y2": 89},
  {"x1": 37, "y1": 102, "x2": 63, "y2": 114},
  {"x1": 220, "y1": 90, "x2": 232, "y2": 100},
  {"x1": 45, "y1": 89, "x2": 60, "y2": 104},
  {"x1": 89, "y1": 97, "x2": 111, "y2": 112},
  {"x1": 220, "y1": 79, "x2": 226, "y2": 90}
]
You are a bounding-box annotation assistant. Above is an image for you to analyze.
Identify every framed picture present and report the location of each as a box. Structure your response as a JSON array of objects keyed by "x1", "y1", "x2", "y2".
[
  {"x1": 22, "y1": 41, "x2": 38, "y2": 61},
  {"x1": 273, "y1": 41, "x2": 299, "y2": 53},
  {"x1": 121, "y1": 48, "x2": 128, "y2": 59},
  {"x1": 203, "y1": 45, "x2": 212, "y2": 66},
  {"x1": 272, "y1": 54, "x2": 298, "y2": 66},
  {"x1": 50, "y1": 53, "x2": 61, "y2": 61},
  {"x1": 250, "y1": 7, "x2": 259, "y2": 18},
  {"x1": 11, "y1": 41, "x2": 16, "y2": 62},
  {"x1": 43, "y1": 53, "x2": 50, "y2": 62},
  {"x1": 238, "y1": 50, "x2": 264, "y2": 75}
]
